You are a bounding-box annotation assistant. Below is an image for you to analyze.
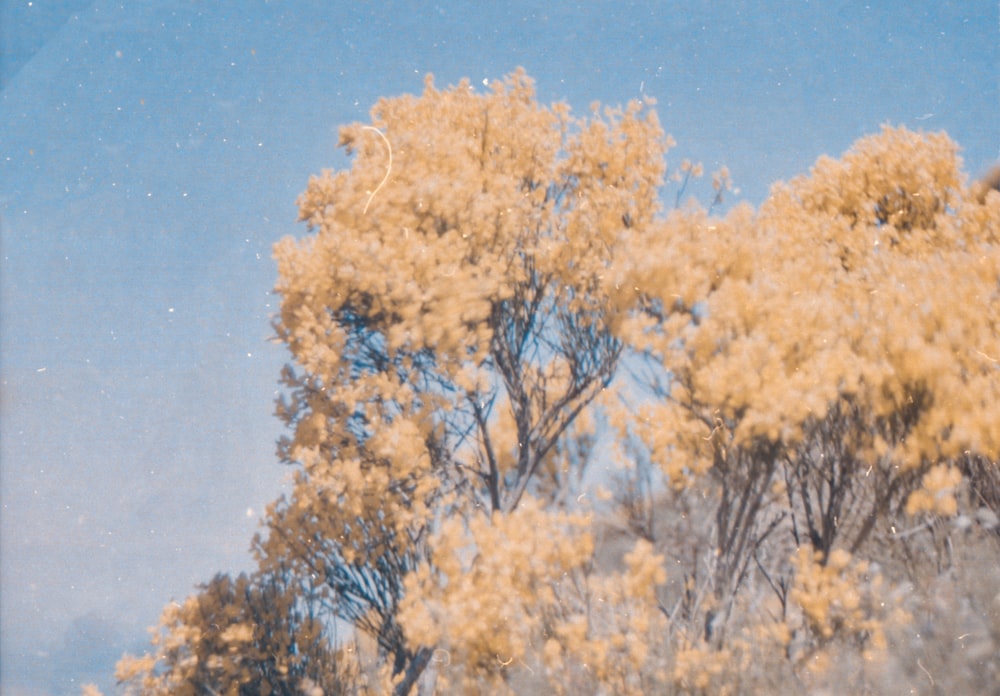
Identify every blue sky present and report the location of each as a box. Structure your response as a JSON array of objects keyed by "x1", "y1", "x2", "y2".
[{"x1": 1, "y1": 1, "x2": 996, "y2": 693}]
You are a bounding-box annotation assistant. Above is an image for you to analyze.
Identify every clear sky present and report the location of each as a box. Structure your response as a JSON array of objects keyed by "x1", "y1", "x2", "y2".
[{"x1": 1, "y1": 1, "x2": 996, "y2": 693}]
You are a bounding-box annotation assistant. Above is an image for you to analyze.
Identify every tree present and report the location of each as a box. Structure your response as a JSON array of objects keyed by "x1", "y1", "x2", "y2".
[
  {"x1": 256, "y1": 69, "x2": 668, "y2": 692},
  {"x1": 622, "y1": 125, "x2": 1000, "y2": 645},
  {"x1": 115, "y1": 565, "x2": 356, "y2": 695}
]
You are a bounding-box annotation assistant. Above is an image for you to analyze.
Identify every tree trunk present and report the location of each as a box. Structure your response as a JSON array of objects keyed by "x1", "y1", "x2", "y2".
[{"x1": 392, "y1": 646, "x2": 433, "y2": 696}]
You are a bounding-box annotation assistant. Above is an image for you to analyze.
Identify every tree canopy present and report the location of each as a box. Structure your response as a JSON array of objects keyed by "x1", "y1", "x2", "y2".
[{"x1": 113, "y1": 71, "x2": 1000, "y2": 696}]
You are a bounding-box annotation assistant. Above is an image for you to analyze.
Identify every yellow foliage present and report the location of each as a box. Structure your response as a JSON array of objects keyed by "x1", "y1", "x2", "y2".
[
  {"x1": 788, "y1": 546, "x2": 902, "y2": 658},
  {"x1": 905, "y1": 464, "x2": 963, "y2": 516},
  {"x1": 673, "y1": 643, "x2": 734, "y2": 692},
  {"x1": 261, "y1": 69, "x2": 674, "y2": 683},
  {"x1": 623, "y1": 538, "x2": 668, "y2": 602},
  {"x1": 115, "y1": 571, "x2": 350, "y2": 695},
  {"x1": 626, "y1": 125, "x2": 1000, "y2": 474},
  {"x1": 117, "y1": 71, "x2": 1000, "y2": 695},
  {"x1": 398, "y1": 496, "x2": 669, "y2": 693},
  {"x1": 398, "y1": 498, "x2": 591, "y2": 684}
]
